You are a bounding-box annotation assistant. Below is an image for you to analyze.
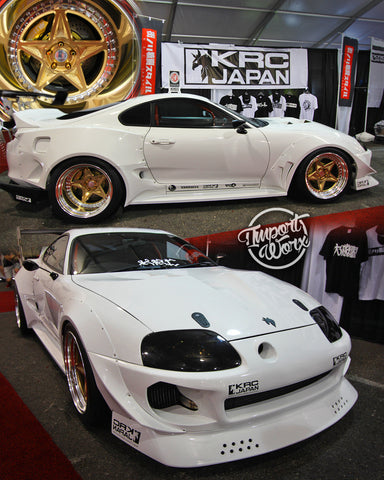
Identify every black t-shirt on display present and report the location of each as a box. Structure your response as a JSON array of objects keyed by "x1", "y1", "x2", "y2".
[
  {"x1": 219, "y1": 95, "x2": 242, "y2": 113},
  {"x1": 320, "y1": 226, "x2": 368, "y2": 298},
  {"x1": 254, "y1": 93, "x2": 273, "y2": 117}
]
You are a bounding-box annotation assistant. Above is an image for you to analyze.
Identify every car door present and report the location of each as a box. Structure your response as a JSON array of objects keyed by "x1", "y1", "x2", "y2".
[
  {"x1": 143, "y1": 97, "x2": 270, "y2": 186},
  {"x1": 32, "y1": 235, "x2": 69, "y2": 341}
]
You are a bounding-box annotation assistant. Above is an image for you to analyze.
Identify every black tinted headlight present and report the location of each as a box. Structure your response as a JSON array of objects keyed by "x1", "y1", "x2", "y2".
[
  {"x1": 310, "y1": 306, "x2": 342, "y2": 342},
  {"x1": 141, "y1": 330, "x2": 241, "y2": 372}
]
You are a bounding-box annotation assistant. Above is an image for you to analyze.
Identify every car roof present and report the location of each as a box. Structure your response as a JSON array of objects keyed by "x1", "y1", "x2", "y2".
[{"x1": 64, "y1": 92, "x2": 214, "y2": 117}]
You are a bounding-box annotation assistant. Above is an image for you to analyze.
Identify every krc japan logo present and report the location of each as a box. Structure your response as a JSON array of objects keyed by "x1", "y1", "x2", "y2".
[{"x1": 238, "y1": 208, "x2": 310, "y2": 269}]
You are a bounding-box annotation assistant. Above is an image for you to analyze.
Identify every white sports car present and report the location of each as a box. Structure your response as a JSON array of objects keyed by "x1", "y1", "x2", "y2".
[
  {"x1": 1, "y1": 92, "x2": 378, "y2": 222},
  {"x1": 15, "y1": 227, "x2": 358, "y2": 467}
]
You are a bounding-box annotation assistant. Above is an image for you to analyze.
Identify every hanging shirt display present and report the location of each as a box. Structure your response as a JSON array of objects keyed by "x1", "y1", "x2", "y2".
[
  {"x1": 268, "y1": 93, "x2": 286, "y2": 117},
  {"x1": 284, "y1": 94, "x2": 300, "y2": 118},
  {"x1": 359, "y1": 226, "x2": 384, "y2": 301},
  {"x1": 239, "y1": 93, "x2": 258, "y2": 118},
  {"x1": 299, "y1": 92, "x2": 318, "y2": 120},
  {"x1": 219, "y1": 95, "x2": 242, "y2": 112},
  {"x1": 255, "y1": 93, "x2": 273, "y2": 117},
  {"x1": 320, "y1": 226, "x2": 368, "y2": 298}
]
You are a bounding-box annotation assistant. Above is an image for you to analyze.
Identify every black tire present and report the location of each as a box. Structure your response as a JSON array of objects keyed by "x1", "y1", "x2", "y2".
[
  {"x1": 289, "y1": 148, "x2": 352, "y2": 203},
  {"x1": 15, "y1": 289, "x2": 31, "y2": 335},
  {"x1": 48, "y1": 157, "x2": 125, "y2": 223},
  {"x1": 62, "y1": 324, "x2": 108, "y2": 426}
]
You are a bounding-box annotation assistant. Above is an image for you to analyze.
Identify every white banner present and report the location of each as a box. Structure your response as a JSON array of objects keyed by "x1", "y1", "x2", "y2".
[
  {"x1": 367, "y1": 37, "x2": 384, "y2": 108},
  {"x1": 162, "y1": 43, "x2": 308, "y2": 90}
]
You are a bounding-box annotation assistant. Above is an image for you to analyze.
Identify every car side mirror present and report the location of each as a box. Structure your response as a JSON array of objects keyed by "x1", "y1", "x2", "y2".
[
  {"x1": 23, "y1": 259, "x2": 59, "y2": 280},
  {"x1": 23, "y1": 259, "x2": 40, "y2": 271},
  {"x1": 232, "y1": 119, "x2": 247, "y2": 134}
]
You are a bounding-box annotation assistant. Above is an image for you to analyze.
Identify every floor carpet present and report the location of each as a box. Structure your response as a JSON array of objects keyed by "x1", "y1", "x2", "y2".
[
  {"x1": 0, "y1": 289, "x2": 15, "y2": 313},
  {"x1": 0, "y1": 371, "x2": 82, "y2": 479}
]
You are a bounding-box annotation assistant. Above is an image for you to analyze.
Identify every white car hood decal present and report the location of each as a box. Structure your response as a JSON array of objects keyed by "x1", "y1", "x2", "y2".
[{"x1": 72, "y1": 267, "x2": 316, "y2": 340}]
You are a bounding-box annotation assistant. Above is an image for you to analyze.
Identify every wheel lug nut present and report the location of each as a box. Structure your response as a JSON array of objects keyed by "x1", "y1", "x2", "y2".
[
  {"x1": 51, "y1": 62, "x2": 57, "y2": 69},
  {"x1": 58, "y1": 41, "x2": 64, "y2": 47},
  {"x1": 65, "y1": 62, "x2": 71, "y2": 70}
]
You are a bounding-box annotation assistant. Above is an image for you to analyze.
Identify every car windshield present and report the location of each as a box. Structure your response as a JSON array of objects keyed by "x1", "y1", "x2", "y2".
[{"x1": 70, "y1": 232, "x2": 216, "y2": 274}]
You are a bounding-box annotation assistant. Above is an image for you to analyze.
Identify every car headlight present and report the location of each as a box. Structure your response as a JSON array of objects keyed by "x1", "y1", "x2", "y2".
[
  {"x1": 141, "y1": 330, "x2": 242, "y2": 372},
  {"x1": 310, "y1": 306, "x2": 342, "y2": 342}
]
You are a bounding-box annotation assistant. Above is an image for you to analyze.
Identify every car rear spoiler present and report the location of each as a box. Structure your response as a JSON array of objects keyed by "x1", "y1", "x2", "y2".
[
  {"x1": 0, "y1": 88, "x2": 68, "y2": 105},
  {"x1": 0, "y1": 89, "x2": 68, "y2": 125}
]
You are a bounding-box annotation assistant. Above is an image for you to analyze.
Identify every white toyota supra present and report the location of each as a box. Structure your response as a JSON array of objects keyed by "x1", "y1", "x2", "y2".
[
  {"x1": 1, "y1": 92, "x2": 378, "y2": 222},
  {"x1": 15, "y1": 227, "x2": 358, "y2": 467}
]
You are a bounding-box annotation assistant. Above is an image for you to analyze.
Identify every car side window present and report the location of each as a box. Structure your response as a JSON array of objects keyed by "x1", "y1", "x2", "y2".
[
  {"x1": 119, "y1": 103, "x2": 151, "y2": 126},
  {"x1": 43, "y1": 235, "x2": 69, "y2": 274},
  {"x1": 153, "y1": 98, "x2": 234, "y2": 128}
]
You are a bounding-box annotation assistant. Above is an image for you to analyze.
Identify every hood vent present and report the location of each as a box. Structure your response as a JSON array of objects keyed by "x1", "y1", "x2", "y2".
[{"x1": 191, "y1": 312, "x2": 210, "y2": 328}]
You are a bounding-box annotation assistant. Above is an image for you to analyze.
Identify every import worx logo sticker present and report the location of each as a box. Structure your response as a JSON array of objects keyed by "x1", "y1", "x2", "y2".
[{"x1": 238, "y1": 208, "x2": 310, "y2": 269}]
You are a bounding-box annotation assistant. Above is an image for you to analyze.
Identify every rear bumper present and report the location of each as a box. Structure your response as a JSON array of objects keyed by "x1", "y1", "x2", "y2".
[{"x1": 0, "y1": 176, "x2": 47, "y2": 203}]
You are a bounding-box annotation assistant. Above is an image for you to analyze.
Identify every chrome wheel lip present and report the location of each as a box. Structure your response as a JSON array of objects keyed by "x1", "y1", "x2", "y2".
[
  {"x1": 55, "y1": 163, "x2": 114, "y2": 219},
  {"x1": 1, "y1": 0, "x2": 141, "y2": 108},
  {"x1": 15, "y1": 293, "x2": 22, "y2": 329},
  {"x1": 304, "y1": 152, "x2": 349, "y2": 200},
  {"x1": 64, "y1": 330, "x2": 88, "y2": 414}
]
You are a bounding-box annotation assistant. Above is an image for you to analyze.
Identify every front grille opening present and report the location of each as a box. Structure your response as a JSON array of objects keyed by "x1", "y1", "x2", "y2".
[
  {"x1": 225, "y1": 370, "x2": 331, "y2": 410},
  {"x1": 148, "y1": 382, "x2": 180, "y2": 409},
  {"x1": 147, "y1": 382, "x2": 198, "y2": 411}
]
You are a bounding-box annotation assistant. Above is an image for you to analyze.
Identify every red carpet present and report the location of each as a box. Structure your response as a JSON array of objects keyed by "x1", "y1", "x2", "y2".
[
  {"x1": 0, "y1": 290, "x2": 15, "y2": 313},
  {"x1": 0, "y1": 371, "x2": 82, "y2": 479}
]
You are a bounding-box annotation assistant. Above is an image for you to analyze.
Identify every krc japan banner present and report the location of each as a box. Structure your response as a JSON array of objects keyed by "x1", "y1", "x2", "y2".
[{"x1": 162, "y1": 43, "x2": 308, "y2": 90}]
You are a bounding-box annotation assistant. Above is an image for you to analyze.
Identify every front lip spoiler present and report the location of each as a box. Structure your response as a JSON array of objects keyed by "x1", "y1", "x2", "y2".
[{"x1": 0, "y1": 177, "x2": 47, "y2": 203}]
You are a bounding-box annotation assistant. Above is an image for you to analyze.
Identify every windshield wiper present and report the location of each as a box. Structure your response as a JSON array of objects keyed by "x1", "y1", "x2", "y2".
[{"x1": 177, "y1": 261, "x2": 216, "y2": 268}]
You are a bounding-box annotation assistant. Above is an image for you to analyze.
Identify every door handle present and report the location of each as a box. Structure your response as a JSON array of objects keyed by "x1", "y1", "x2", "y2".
[{"x1": 150, "y1": 139, "x2": 175, "y2": 145}]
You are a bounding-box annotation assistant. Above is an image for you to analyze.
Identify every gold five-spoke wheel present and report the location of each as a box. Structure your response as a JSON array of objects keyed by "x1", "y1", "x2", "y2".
[
  {"x1": 63, "y1": 325, "x2": 107, "y2": 424},
  {"x1": 64, "y1": 328, "x2": 89, "y2": 414},
  {"x1": 304, "y1": 151, "x2": 350, "y2": 200},
  {"x1": 49, "y1": 158, "x2": 124, "y2": 222},
  {"x1": 0, "y1": 0, "x2": 140, "y2": 108}
]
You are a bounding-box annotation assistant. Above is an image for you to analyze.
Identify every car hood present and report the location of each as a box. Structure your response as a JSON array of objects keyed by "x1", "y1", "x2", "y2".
[{"x1": 72, "y1": 267, "x2": 318, "y2": 341}]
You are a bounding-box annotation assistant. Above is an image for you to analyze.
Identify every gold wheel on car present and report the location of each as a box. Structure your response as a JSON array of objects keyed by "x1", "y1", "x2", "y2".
[
  {"x1": 0, "y1": 0, "x2": 141, "y2": 109},
  {"x1": 64, "y1": 328, "x2": 88, "y2": 414},
  {"x1": 63, "y1": 325, "x2": 108, "y2": 425},
  {"x1": 56, "y1": 163, "x2": 114, "y2": 217},
  {"x1": 304, "y1": 151, "x2": 350, "y2": 200},
  {"x1": 49, "y1": 158, "x2": 125, "y2": 222}
]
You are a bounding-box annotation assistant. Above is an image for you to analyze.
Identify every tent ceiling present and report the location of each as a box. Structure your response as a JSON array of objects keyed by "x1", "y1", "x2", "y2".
[{"x1": 135, "y1": 0, "x2": 384, "y2": 49}]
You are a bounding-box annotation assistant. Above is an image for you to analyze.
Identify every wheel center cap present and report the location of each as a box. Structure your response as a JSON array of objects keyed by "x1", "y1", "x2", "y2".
[
  {"x1": 88, "y1": 180, "x2": 97, "y2": 189},
  {"x1": 55, "y1": 49, "x2": 69, "y2": 63}
]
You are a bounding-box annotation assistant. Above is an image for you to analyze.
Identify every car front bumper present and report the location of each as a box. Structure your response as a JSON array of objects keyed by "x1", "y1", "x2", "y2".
[{"x1": 111, "y1": 372, "x2": 357, "y2": 467}]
